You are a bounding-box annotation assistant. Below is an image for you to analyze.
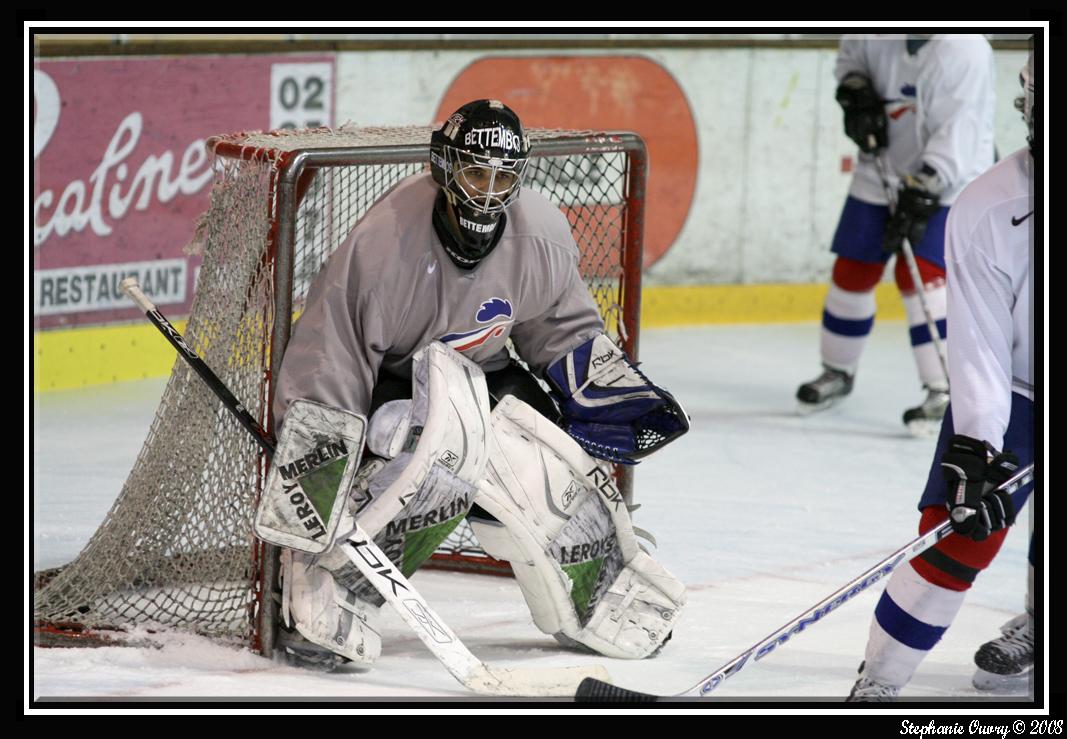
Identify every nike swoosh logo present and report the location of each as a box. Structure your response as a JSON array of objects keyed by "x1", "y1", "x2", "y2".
[
  {"x1": 427, "y1": 261, "x2": 437, "y2": 274},
  {"x1": 1012, "y1": 211, "x2": 1034, "y2": 226}
]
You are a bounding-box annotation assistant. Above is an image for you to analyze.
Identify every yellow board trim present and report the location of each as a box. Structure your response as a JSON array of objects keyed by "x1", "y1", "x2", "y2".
[
  {"x1": 33, "y1": 320, "x2": 187, "y2": 392},
  {"x1": 33, "y1": 283, "x2": 908, "y2": 392},
  {"x1": 640, "y1": 282, "x2": 906, "y2": 327}
]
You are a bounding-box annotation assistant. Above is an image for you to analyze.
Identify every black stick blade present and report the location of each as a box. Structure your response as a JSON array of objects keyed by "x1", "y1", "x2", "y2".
[{"x1": 575, "y1": 677, "x2": 659, "y2": 702}]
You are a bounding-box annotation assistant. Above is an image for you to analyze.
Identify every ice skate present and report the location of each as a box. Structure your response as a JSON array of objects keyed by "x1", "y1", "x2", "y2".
[
  {"x1": 972, "y1": 612, "x2": 1033, "y2": 691},
  {"x1": 903, "y1": 385, "x2": 949, "y2": 437},
  {"x1": 846, "y1": 676, "x2": 900, "y2": 702},
  {"x1": 797, "y1": 365, "x2": 854, "y2": 414},
  {"x1": 276, "y1": 623, "x2": 351, "y2": 672}
]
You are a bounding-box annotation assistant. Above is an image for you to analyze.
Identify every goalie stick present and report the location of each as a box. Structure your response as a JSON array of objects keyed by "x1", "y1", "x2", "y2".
[
  {"x1": 121, "y1": 277, "x2": 609, "y2": 698},
  {"x1": 576, "y1": 463, "x2": 1035, "y2": 701}
]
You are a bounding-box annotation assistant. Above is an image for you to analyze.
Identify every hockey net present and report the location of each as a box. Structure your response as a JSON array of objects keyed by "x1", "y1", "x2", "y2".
[{"x1": 33, "y1": 125, "x2": 646, "y2": 654}]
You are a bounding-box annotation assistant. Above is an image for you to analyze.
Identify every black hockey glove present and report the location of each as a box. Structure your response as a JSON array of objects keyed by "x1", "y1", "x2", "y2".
[
  {"x1": 836, "y1": 74, "x2": 888, "y2": 154},
  {"x1": 941, "y1": 435, "x2": 1019, "y2": 542},
  {"x1": 882, "y1": 168, "x2": 942, "y2": 254}
]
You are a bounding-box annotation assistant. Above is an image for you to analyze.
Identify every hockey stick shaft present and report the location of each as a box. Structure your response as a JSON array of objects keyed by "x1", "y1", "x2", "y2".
[
  {"x1": 577, "y1": 463, "x2": 1035, "y2": 701},
  {"x1": 337, "y1": 525, "x2": 605, "y2": 696},
  {"x1": 122, "y1": 277, "x2": 605, "y2": 697},
  {"x1": 121, "y1": 278, "x2": 275, "y2": 456},
  {"x1": 873, "y1": 156, "x2": 950, "y2": 382}
]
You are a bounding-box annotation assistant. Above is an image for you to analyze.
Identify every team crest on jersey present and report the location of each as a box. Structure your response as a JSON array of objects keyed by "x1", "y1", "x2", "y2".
[
  {"x1": 440, "y1": 298, "x2": 515, "y2": 353},
  {"x1": 887, "y1": 84, "x2": 918, "y2": 120}
]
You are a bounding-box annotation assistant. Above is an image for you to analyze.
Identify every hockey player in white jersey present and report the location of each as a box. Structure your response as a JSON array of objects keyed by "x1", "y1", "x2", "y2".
[
  {"x1": 847, "y1": 51, "x2": 1036, "y2": 701},
  {"x1": 797, "y1": 35, "x2": 995, "y2": 435},
  {"x1": 268, "y1": 100, "x2": 689, "y2": 670}
]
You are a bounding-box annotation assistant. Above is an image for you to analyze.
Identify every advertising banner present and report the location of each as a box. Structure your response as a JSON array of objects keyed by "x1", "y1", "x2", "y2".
[{"x1": 33, "y1": 55, "x2": 334, "y2": 329}]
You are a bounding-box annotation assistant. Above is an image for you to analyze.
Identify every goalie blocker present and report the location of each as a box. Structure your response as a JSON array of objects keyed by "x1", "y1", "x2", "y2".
[{"x1": 255, "y1": 400, "x2": 367, "y2": 553}]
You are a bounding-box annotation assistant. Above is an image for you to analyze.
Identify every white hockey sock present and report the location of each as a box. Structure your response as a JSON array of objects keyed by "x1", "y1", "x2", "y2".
[
  {"x1": 902, "y1": 286, "x2": 948, "y2": 390},
  {"x1": 820, "y1": 284, "x2": 876, "y2": 375},
  {"x1": 862, "y1": 562, "x2": 966, "y2": 688}
]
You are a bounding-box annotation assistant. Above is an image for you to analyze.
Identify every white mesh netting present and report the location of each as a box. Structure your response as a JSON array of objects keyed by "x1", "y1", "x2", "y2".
[{"x1": 34, "y1": 125, "x2": 644, "y2": 649}]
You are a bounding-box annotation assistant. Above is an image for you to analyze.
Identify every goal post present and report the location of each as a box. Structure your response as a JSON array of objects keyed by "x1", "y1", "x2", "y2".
[{"x1": 34, "y1": 125, "x2": 647, "y2": 656}]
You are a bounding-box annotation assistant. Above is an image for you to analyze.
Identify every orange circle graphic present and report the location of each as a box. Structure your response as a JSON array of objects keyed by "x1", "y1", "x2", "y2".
[{"x1": 436, "y1": 56, "x2": 697, "y2": 268}]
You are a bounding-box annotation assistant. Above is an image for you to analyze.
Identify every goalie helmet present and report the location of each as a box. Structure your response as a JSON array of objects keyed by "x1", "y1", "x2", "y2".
[
  {"x1": 430, "y1": 100, "x2": 531, "y2": 265},
  {"x1": 1016, "y1": 49, "x2": 1035, "y2": 153}
]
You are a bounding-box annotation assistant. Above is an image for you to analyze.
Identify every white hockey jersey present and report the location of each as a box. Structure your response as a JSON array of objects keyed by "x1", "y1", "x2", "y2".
[
  {"x1": 944, "y1": 147, "x2": 1033, "y2": 450},
  {"x1": 273, "y1": 173, "x2": 605, "y2": 424},
  {"x1": 836, "y1": 34, "x2": 996, "y2": 205}
]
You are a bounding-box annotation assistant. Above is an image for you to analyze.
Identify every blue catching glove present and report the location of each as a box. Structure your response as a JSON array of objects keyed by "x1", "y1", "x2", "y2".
[{"x1": 545, "y1": 334, "x2": 689, "y2": 464}]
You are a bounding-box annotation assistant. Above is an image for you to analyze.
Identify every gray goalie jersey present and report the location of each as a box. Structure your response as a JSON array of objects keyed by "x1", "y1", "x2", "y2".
[{"x1": 273, "y1": 173, "x2": 605, "y2": 424}]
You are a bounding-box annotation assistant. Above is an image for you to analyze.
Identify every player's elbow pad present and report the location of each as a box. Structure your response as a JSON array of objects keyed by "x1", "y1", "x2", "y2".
[{"x1": 545, "y1": 334, "x2": 689, "y2": 464}]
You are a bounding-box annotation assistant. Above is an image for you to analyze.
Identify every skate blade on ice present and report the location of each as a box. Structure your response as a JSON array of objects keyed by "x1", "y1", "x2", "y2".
[
  {"x1": 797, "y1": 397, "x2": 843, "y2": 416},
  {"x1": 973, "y1": 666, "x2": 1033, "y2": 693},
  {"x1": 906, "y1": 418, "x2": 942, "y2": 438}
]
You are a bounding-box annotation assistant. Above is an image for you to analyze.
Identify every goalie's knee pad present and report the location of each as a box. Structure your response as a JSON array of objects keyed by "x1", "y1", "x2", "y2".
[
  {"x1": 280, "y1": 548, "x2": 383, "y2": 666},
  {"x1": 469, "y1": 395, "x2": 686, "y2": 659},
  {"x1": 309, "y1": 340, "x2": 490, "y2": 594},
  {"x1": 356, "y1": 342, "x2": 491, "y2": 537}
]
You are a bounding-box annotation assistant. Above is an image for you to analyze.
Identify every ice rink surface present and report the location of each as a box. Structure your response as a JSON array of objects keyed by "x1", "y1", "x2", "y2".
[{"x1": 30, "y1": 322, "x2": 1039, "y2": 707}]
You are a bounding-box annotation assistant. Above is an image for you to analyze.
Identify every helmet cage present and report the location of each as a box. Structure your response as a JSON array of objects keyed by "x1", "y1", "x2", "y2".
[{"x1": 441, "y1": 146, "x2": 529, "y2": 216}]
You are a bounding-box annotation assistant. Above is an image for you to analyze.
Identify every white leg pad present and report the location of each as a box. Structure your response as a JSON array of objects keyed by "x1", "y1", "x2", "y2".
[
  {"x1": 278, "y1": 342, "x2": 493, "y2": 666},
  {"x1": 470, "y1": 395, "x2": 686, "y2": 659}
]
